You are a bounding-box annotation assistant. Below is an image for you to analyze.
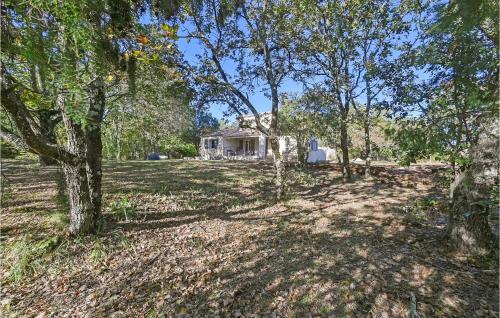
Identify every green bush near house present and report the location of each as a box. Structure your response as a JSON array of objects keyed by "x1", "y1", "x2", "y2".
[
  {"x1": 1, "y1": 140, "x2": 20, "y2": 159},
  {"x1": 160, "y1": 137, "x2": 198, "y2": 158}
]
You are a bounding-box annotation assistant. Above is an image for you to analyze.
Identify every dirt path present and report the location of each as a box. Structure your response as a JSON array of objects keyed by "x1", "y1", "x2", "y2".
[{"x1": 1, "y1": 160, "x2": 497, "y2": 317}]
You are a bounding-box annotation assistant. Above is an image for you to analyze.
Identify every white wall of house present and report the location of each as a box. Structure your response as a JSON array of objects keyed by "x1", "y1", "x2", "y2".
[
  {"x1": 200, "y1": 132, "x2": 336, "y2": 162},
  {"x1": 258, "y1": 135, "x2": 266, "y2": 159},
  {"x1": 199, "y1": 136, "x2": 223, "y2": 159},
  {"x1": 307, "y1": 139, "x2": 337, "y2": 163},
  {"x1": 263, "y1": 136, "x2": 298, "y2": 160}
]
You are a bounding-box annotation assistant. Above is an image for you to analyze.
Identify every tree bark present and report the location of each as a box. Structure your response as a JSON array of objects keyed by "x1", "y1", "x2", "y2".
[
  {"x1": 270, "y1": 136, "x2": 285, "y2": 200},
  {"x1": 447, "y1": 120, "x2": 499, "y2": 253},
  {"x1": 448, "y1": 172, "x2": 498, "y2": 253},
  {"x1": 63, "y1": 163, "x2": 96, "y2": 234},
  {"x1": 86, "y1": 76, "x2": 105, "y2": 222},
  {"x1": 363, "y1": 51, "x2": 373, "y2": 179},
  {"x1": 339, "y1": 115, "x2": 351, "y2": 181},
  {"x1": 364, "y1": 119, "x2": 371, "y2": 178}
]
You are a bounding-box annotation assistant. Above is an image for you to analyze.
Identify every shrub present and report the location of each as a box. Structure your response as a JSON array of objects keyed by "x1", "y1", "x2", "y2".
[
  {"x1": 165, "y1": 142, "x2": 197, "y2": 158},
  {"x1": 159, "y1": 136, "x2": 198, "y2": 158},
  {"x1": 0, "y1": 140, "x2": 20, "y2": 159},
  {"x1": 89, "y1": 238, "x2": 106, "y2": 263},
  {"x1": 110, "y1": 196, "x2": 137, "y2": 221},
  {"x1": 175, "y1": 143, "x2": 198, "y2": 157}
]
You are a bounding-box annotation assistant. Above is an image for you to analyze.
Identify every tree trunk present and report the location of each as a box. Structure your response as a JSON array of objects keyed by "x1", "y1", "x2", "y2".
[
  {"x1": 115, "y1": 137, "x2": 121, "y2": 161},
  {"x1": 113, "y1": 119, "x2": 122, "y2": 161},
  {"x1": 447, "y1": 120, "x2": 499, "y2": 253},
  {"x1": 270, "y1": 136, "x2": 285, "y2": 200},
  {"x1": 63, "y1": 163, "x2": 97, "y2": 235},
  {"x1": 86, "y1": 76, "x2": 105, "y2": 221},
  {"x1": 57, "y1": 75, "x2": 105, "y2": 235},
  {"x1": 339, "y1": 116, "x2": 351, "y2": 181},
  {"x1": 364, "y1": 119, "x2": 371, "y2": 178},
  {"x1": 448, "y1": 172, "x2": 498, "y2": 253},
  {"x1": 364, "y1": 72, "x2": 372, "y2": 179}
]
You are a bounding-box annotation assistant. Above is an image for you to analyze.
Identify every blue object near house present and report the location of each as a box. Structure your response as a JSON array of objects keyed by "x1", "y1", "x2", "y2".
[{"x1": 148, "y1": 152, "x2": 160, "y2": 160}]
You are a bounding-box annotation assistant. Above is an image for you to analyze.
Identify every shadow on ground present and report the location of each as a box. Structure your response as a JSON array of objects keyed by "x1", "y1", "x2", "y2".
[{"x1": 1, "y1": 159, "x2": 497, "y2": 317}]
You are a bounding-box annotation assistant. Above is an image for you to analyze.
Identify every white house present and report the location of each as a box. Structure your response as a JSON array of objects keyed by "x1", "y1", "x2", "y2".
[{"x1": 199, "y1": 113, "x2": 336, "y2": 163}]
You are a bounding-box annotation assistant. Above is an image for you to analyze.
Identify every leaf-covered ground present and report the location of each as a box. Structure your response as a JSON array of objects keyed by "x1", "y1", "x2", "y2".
[{"x1": 1, "y1": 160, "x2": 498, "y2": 317}]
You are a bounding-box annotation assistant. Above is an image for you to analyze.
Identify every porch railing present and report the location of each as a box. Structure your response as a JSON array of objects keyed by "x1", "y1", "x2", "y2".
[{"x1": 225, "y1": 149, "x2": 256, "y2": 156}]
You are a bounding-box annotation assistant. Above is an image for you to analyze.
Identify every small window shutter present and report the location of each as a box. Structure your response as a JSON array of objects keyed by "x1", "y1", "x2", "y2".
[
  {"x1": 204, "y1": 139, "x2": 209, "y2": 149},
  {"x1": 310, "y1": 139, "x2": 318, "y2": 151}
]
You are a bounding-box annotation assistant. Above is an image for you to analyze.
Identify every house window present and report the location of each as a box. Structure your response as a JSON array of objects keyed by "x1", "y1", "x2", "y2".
[
  {"x1": 210, "y1": 139, "x2": 218, "y2": 149},
  {"x1": 310, "y1": 139, "x2": 318, "y2": 151},
  {"x1": 204, "y1": 138, "x2": 218, "y2": 149}
]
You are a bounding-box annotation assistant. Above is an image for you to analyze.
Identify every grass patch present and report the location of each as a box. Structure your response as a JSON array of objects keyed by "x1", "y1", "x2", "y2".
[
  {"x1": 48, "y1": 212, "x2": 70, "y2": 230},
  {"x1": 288, "y1": 168, "x2": 318, "y2": 187},
  {"x1": 468, "y1": 251, "x2": 498, "y2": 270},
  {"x1": 5, "y1": 235, "x2": 62, "y2": 283},
  {"x1": 399, "y1": 205, "x2": 429, "y2": 224},
  {"x1": 397, "y1": 196, "x2": 447, "y2": 224}
]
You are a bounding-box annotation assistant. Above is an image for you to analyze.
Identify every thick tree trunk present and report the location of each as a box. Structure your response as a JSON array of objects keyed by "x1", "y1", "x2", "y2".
[
  {"x1": 58, "y1": 76, "x2": 104, "y2": 235},
  {"x1": 364, "y1": 120, "x2": 371, "y2": 178},
  {"x1": 339, "y1": 117, "x2": 351, "y2": 181},
  {"x1": 447, "y1": 120, "x2": 499, "y2": 253},
  {"x1": 270, "y1": 136, "x2": 285, "y2": 200},
  {"x1": 448, "y1": 172, "x2": 498, "y2": 253},
  {"x1": 63, "y1": 163, "x2": 97, "y2": 235},
  {"x1": 60, "y1": 92, "x2": 97, "y2": 235},
  {"x1": 86, "y1": 77, "x2": 105, "y2": 221}
]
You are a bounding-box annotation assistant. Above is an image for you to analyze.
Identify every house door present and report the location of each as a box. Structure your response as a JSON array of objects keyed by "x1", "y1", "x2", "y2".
[{"x1": 244, "y1": 139, "x2": 255, "y2": 155}]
